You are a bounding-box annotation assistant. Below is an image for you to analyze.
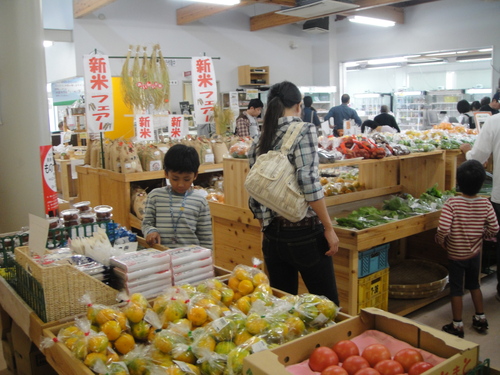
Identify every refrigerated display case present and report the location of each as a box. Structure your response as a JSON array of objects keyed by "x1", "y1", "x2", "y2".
[
  {"x1": 352, "y1": 93, "x2": 393, "y2": 119},
  {"x1": 394, "y1": 91, "x2": 428, "y2": 130},
  {"x1": 426, "y1": 89, "x2": 465, "y2": 125},
  {"x1": 299, "y1": 86, "x2": 337, "y2": 121}
]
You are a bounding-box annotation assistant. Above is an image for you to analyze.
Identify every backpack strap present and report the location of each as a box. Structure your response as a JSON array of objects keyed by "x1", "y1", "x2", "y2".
[{"x1": 280, "y1": 122, "x2": 304, "y2": 155}]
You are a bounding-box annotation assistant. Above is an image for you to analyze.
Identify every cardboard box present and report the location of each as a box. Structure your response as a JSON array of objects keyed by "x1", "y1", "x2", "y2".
[
  {"x1": 0, "y1": 305, "x2": 12, "y2": 339},
  {"x1": 11, "y1": 321, "x2": 57, "y2": 375},
  {"x1": 244, "y1": 308, "x2": 479, "y2": 375}
]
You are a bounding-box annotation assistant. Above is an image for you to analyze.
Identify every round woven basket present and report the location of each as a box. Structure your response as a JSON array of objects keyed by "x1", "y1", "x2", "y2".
[{"x1": 389, "y1": 259, "x2": 449, "y2": 299}]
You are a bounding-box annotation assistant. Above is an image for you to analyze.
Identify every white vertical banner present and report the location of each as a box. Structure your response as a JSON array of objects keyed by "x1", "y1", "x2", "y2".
[
  {"x1": 191, "y1": 57, "x2": 217, "y2": 126},
  {"x1": 83, "y1": 54, "x2": 114, "y2": 133},
  {"x1": 168, "y1": 115, "x2": 188, "y2": 139},
  {"x1": 136, "y1": 114, "x2": 155, "y2": 141}
]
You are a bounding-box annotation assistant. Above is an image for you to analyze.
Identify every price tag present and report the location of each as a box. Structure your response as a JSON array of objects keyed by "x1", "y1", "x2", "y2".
[
  {"x1": 251, "y1": 340, "x2": 268, "y2": 353},
  {"x1": 212, "y1": 317, "x2": 229, "y2": 332}
]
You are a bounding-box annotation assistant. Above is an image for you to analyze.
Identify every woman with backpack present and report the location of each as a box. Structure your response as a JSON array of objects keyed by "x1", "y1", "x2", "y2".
[{"x1": 457, "y1": 99, "x2": 476, "y2": 129}]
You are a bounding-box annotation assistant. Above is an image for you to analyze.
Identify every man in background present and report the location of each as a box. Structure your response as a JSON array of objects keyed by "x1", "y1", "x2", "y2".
[
  {"x1": 324, "y1": 94, "x2": 361, "y2": 136},
  {"x1": 374, "y1": 105, "x2": 400, "y2": 132},
  {"x1": 479, "y1": 93, "x2": 499, "y2": 115},
  {"x1": 235, "y1": 98, "x2": 263, "y2": 138}
]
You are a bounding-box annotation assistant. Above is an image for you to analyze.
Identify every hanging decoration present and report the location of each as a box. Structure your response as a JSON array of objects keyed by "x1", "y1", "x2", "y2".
[{"x1": 121, "y1": 44, "x2": 170, "y2": 111}]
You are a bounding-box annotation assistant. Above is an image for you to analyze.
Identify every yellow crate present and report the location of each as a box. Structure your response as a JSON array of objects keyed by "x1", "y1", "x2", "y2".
[{"x1": 358, "y1": 268, "x2": 389, "y2": 313}]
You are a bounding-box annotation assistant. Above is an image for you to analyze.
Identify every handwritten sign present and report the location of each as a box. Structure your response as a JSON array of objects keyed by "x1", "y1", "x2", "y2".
[
  {"x1": 136, "y1": 114, "x2": 155, "y2": 141},
  {"x1": 83, "y1": 54, "x2": 114, "y2": 133},
  {"x1": 168, "y1": 115, "x2": 188, "y2": 139},
  {"x1": 39, "y1": 146, "x2": 59, "y2": 217},
  {"x1": 191, "y1": 57, "x2": 217, "y2": 126}
]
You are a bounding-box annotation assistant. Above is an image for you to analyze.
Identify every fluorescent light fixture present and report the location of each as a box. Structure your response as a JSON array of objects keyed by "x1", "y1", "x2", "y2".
[
  {"x1": 43, "y1": 40, "x2": 53, "y2": 47},
  {"x1": 276, "y1": 0, "x2": 359, "y2": 18},
  {"x1": 348, "y1": 16, "x2": 395, "y2": 27},
  {"x1": 367, "y1": 57, "x2": 406, "y2": 65},
  {"x1": 344, "y1": 62, "x2": 360, "y2": 67},
  {"x1": 188, "y1": 0, "x2": 240, "y2": 5},
  {"x1": 466, "y1": 88, "x2": 491, "y2": 94},
  {"x1": 425, "y1": 51, "x2": 456, "y2": 57},
  {"x1": 456, "y1": 50, "x2": 469, "y2": 54},
  {"x1": 458, "y1": 58, "x2": 492, "y2": 63},
  {"x1": 395, "y1": 91, "x2": 422, "y2": 96},
  {"x1": 354, "y1": 93, "x2": 380, "y2": 98},
  {"x1": 366, "y1": 65, "x2": 400, "y2": 70},
  {"x1": 403, "y1": 55, "x2": 421, "y2": 59},
  {"x1": 409, "y1": 61, "x2": 446, "y2": 67},
  {"x1": 478, "y1": 48, "x2": 493, "y2": 52}
]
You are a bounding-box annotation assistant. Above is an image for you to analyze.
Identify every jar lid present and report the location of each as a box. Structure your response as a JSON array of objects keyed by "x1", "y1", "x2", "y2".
[{"x1": 94, "y1": 205, "x2": 113, "y2": 213}]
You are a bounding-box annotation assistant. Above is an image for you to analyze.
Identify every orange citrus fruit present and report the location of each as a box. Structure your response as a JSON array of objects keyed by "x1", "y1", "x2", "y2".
[
  {"x1": 114, "y1": 333, "x2": 135, "y2": 355},
  {"x1": 188, "y1": 306, "x2": 208, "y2": 326}
]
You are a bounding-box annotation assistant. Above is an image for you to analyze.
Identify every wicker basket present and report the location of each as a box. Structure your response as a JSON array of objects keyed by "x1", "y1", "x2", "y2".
[
  {"x1": 389, "y1": 259, "x2": 448, "y2": 299},
  {"x1": 15, "y1": 246, "x2": 118, "y2": 322}
]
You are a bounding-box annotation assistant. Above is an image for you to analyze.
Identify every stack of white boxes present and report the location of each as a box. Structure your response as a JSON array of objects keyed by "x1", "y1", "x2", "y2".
[
  {"x1": 168, "y1": 246, "x2": 214, "y2": 285},
  {"x1": 111, "y1": 249, "x2": 172, "y2": 298}
]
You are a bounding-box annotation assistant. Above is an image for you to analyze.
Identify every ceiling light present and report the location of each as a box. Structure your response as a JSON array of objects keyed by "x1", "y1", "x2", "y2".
[
  {"x1": 478, "y1": 48, "x2": 493, "y2": 52},
  {"x1": 366, "y1": 65, "x2": 400, "y2": 70},
  {"x1": 188, "y1": 0, "x2": 240, "y2": 5},
  {"x1": 403, "y1": 55, "x2": 421, "y2": 59},
  {"x1": 348, "y1": 16, "x2": 395, "y2": 27},
  {"x1": 425, "y1": 51, "x2": 456, "y2": 57},
  {"x1": 456, "y1": 50, "x2": 469, "y2": 54},
  {"x1": 466, "y1": 88, "x2": 491, "y2": 95},
  {"x1": 344, "y1": 62, "x2": 360, "y2": 67},
  {"x1": 43, "y1": 40, "x2": 53, "y2": 47},
  {"x1": 409, "y1": 61, "x2": 446, "y2": 66},
  {"x1": 458, "y1": 58, "x2": 492, "y2": 63},
  {"x1": 276, "y1": 0, "x2": 359, "y2": 18},
  {"x1": 367, "y1": 57, "x2": 406, "y2": 65}
]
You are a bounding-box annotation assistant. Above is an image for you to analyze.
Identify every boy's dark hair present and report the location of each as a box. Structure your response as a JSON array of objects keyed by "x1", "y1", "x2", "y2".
[
  {"x1": 471, "y1": 101, "x2": 481, "y2": 111},
  {"x1": 248, "y1": 98, "x2": 264, "y2": 109},
  {"x1": 456, "y1": 99, "x2": 470, "y2": 114},
  {"x1": 457, "y1": 159, "x2": 485, "y2": 196},
  {"x1": 480, "y1": 96, "x2": 490, "y2": 106},
  {"x1": 164, "y1": 144, "x2": 200, "y2": 174}
]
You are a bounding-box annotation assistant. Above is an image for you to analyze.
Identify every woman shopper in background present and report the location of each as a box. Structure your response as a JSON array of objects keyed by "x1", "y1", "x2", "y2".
[
  {"x1": 301, "y1": 95, "x2": 321, "y2": 133},
  {"x1": 247, "y1": 81, "x2": 340, "y2": 306}
]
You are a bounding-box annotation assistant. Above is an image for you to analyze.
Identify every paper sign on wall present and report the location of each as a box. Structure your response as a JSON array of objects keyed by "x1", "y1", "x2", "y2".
[
  {"x1": 136, "y1": 114, "x2": 155, "y2": 141},
  {"x1": 191, "y1": 57, "x2": 217, "y2": 126},
  {"x1": 83, "y1": 54, "x2": 114, "y2": 133},
  {"x1": 168, "y1": 115, "x2": 187, "y2": 139}
]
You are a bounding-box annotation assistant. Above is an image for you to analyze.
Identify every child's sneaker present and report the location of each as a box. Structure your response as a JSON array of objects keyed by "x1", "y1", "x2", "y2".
[
  {"x1": 472, "y1": 316, "x2": 488, "y2": 333},
  {"x1": 442, "y1": 322, "x2": 464, "y2": 338}
]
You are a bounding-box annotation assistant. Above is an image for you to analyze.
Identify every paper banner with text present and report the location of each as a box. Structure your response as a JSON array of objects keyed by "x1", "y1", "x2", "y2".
[
  {"x1": 39, "y1": 145, "x2": 59, "y2": 217},
  {"x1": 167, "y1": 115, "x2": 188, "y2": 139},
  {"x1": 83, "y1": 54, "x2": 114, "y2": 133},
  {"x1": 191, "y1": 57, "x2": 217, "y2": 126},
  {"x1": 135, "y1": 114, "x2": 155, "y2": 141}
]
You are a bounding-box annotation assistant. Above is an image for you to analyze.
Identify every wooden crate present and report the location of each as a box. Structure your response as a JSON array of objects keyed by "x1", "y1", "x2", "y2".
[{"x1": 223, "y1": 157, "x2": 250, "y2": 208}]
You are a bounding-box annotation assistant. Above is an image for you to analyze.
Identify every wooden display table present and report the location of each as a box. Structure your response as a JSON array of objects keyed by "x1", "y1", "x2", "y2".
[
  {"x1": 55, "y1": 158, "x2": 85, "y2": 201},
  {"x1": 212, "y1": 151, "x2": 451, "y2": 316}
]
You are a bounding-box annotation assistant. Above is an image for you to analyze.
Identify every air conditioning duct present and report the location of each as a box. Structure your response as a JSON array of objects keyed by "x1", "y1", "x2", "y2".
[{"x1": 303, "y1": 17, "x2": 329, "y2": 33}]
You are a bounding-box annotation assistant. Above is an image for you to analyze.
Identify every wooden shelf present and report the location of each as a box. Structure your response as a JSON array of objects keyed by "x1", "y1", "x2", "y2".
[{"x1": 238, "y1": 65, "x2": 269, "y2": 86}]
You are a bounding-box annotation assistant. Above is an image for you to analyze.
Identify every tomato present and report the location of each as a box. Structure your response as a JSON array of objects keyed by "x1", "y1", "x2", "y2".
[
  {"x1": 322, "y1": 365, "x2": 349, "y2": 375},
  {"x1": 362, "y1": 344, "x2": 392, "y2": 367},
  {"x1": 309, "y1": 346, "x2": 340, "y2": 372},
  {"x1": 342, "y1": 355, "x2": 370, "y2": 375},
  {"x1": 374, "y1": 359, "x2": 405, "y2": 375},
  {"x1": 333, "y1": 340, "x2": 360, "y2": 362},
  {"x1": 394, "y1": 349, "x2": 424, "y2": 372},
  {"x1": 408, "y1": 362, "x2": 434, "y2": 375},
  {"x1": 354, "y1": 368, "x2": 381, "y2": 375}
]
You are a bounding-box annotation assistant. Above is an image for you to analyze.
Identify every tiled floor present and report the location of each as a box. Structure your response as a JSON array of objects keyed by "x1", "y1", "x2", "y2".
[{"x1": 0, "y1": 274, "x2": 497, "y2": 374}]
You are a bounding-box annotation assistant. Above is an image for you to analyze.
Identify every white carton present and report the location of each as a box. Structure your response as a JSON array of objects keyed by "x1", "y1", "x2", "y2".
[{"x1": 110, "y1": 249, "x2": 170, "y2": 272}]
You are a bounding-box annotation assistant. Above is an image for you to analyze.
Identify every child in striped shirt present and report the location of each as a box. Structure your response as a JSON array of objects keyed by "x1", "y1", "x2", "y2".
[
  {"x1": 142, "y1": 144, "x2": 213, "y2": 249},
  {"x1": 436, "y1": 159, "x2": 499, "y2": 338}
]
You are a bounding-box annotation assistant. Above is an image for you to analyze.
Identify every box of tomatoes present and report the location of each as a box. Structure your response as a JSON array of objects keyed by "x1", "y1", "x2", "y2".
[{"x1": 244, "y1": 307, "x2": 478, "y2": 375}]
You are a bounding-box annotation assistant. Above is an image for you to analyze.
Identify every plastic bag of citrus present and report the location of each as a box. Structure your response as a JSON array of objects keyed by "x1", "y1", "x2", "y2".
[
  {"x1": 80, "y1": 294, "x2": 129, "y2": 338},
  {"x1": 92, "y1": 360, "x2": 129, "y2": 375},
  {"x1": 195, "y1": 348, "x2": 227, "y2": 375},
  {"x1": 152, "y1": 287, "x2": 191, "y2": 329},
  {"x1": 227, "y1": 259, "x2": 269, "y2": 301},
  {"x1": 186, "y1": 292, "x2": 229, "y2": 327},
  {"x1": 196, "y1": 277, "x2": 235, "y2": 307},
  {"x1": 225, "y1": 335, "x2": 270, "y2": 375},
  {"x1": 286, "y1": 293, "x2": 339, "y2": 329}
]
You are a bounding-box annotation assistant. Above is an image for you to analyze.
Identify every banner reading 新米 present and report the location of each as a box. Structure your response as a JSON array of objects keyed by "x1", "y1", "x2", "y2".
[
  {"x1": 83, "y1": 54, "x2": 114, "y2": 133},
  {"x1": 191, "y1": 57, "x2": 217, "y2": 126}
]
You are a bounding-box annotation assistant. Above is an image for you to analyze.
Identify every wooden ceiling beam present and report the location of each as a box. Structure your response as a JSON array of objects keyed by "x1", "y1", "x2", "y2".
[
  {"x1": 250, "y1": 0, "x2": 412, "y2": 31},
  {"x1": 177, "y1": 0, "x2": 296, "y2": 25},
  {"x1": 73, "y1": 0, "x2": 116, "y2": 18}
]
